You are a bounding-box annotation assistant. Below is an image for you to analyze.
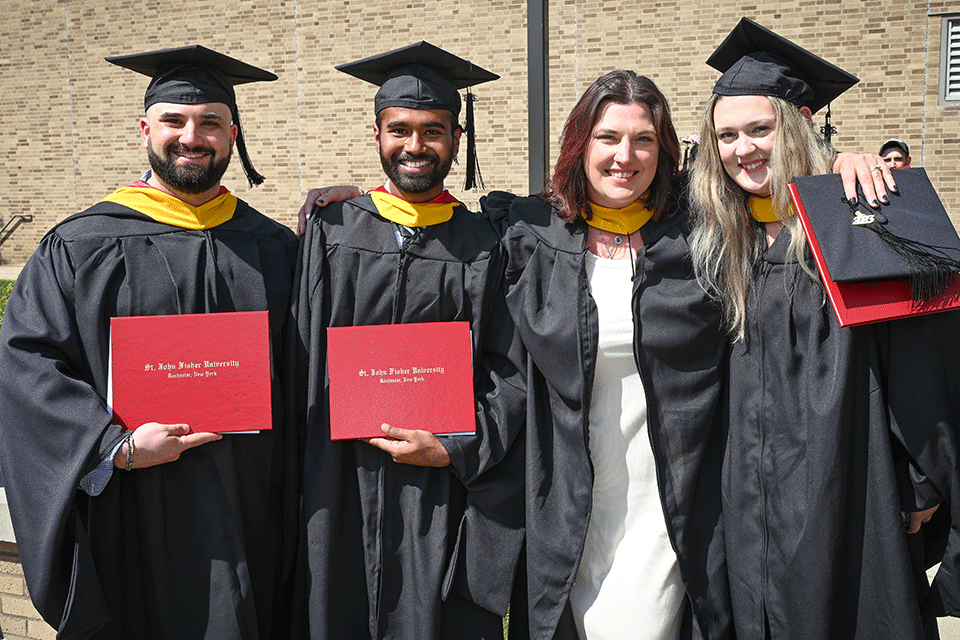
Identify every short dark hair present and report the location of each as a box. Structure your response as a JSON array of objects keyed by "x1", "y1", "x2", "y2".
[{"x1": 545, "y1": 70, "x2": 680, "y2": 223}]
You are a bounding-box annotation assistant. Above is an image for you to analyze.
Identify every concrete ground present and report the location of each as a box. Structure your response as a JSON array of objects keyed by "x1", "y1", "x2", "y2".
[
  {"x1": 0, "y1": 263, "x2": 23, "y2": 280},
  {"x1": 933, "y1": 566, "x2": 960, "y2": 640},
  {"x1": 942, "y1": 616, "x2": 960, "y2": 639}
]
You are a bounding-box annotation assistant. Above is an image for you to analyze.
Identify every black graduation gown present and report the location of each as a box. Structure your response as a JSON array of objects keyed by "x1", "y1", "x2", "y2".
[
  {"x1": 724, "y1": 226, "x2": 960, "y2": 639},
  {"x1": 288, "y1": 194, "x2": 524, "y2": 640},
  {"x1": 482, "y1": 193, "x2": 732, "y2": 640},
  {"x1": 0, "y1": 199, "x2": 300, "y2": 640}
]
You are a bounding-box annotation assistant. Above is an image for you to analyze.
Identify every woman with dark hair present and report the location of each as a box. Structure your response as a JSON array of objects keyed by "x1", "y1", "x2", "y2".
[
  {"x1": 484, "y1": 69, "x2": 730, "y2": 640},
  {"x1": 545, "y1": 70, "x2": 682, "y2": 227}
]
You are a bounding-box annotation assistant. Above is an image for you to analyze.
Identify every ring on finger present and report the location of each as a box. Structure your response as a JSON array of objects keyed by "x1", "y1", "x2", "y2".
[{"x1": 870, "y1": 165, "x2": 883, "y2": 173}]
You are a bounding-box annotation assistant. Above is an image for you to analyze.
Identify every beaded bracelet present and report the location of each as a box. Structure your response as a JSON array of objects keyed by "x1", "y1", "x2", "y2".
[{"x1": 124, "y1": 432, "x2": 136, "y2": 471}]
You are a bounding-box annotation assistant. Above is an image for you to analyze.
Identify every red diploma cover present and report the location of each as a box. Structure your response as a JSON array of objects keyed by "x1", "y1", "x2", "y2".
[
  {"x1": 789, "y1": 170, "x2": 960, "y2": 327},
  {"x1": 110, "y1": 311, "x2": 272, "y2": 432},
  {"x1": 326, "y1": 321, "x2": 476, "y2": 440}
]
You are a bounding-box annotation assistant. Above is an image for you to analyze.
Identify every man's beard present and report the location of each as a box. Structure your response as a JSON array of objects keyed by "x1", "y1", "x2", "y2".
[
  {"x1": 380, "y1": 148, "x2": 451, "y2": 195},
  {"x1": 147, "y1": 139, "x2": 231, "y2": 195}
]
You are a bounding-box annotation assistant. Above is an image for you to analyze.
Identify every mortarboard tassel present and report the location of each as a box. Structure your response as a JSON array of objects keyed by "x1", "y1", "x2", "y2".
[
  {"x1": 820, "y1": 104, "x2": 836, "y2": 144},
  {"x1": 233, "y1": 110, "x2": 265, "y2": 188},
  {"x1": 848, "y1": 198, "x2": 960, "y2": 302},
  {"x1": 463, "y1": 90, "x2": 484, "y2": 191},
  {"x1": 870, "y1": 223, "x2": 960, "y2": 302}
]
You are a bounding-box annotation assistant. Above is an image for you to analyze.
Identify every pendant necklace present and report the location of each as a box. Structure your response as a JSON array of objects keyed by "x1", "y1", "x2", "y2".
[
  {"x1": 599, "y1": 229, "x2": 615, "y2": 259},
  {"x1": 599, "y1": 229, "x2": 627, "y2": 259}
]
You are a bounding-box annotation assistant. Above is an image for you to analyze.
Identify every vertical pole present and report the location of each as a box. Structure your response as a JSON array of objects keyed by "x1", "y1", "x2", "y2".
[{"x1": 528, "y1": 0, "x2": 549, "y2": 194}]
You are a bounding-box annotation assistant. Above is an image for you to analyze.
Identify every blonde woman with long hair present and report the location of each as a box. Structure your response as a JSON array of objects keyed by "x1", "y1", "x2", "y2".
[
  {"x1": 691, "y1": 92, "x2": 833, "y2": 340},
  {"x1": 690, "y1": 18, "x2": 960, "y2": 640}
]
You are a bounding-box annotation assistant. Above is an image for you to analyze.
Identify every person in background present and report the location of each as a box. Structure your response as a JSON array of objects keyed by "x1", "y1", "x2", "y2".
[
  {"x1": 0, "y1": 46, "x2": 299, "y2": 640},
  {"x1": 881, "y1": 137, "x2": 913, "y2": 168}
]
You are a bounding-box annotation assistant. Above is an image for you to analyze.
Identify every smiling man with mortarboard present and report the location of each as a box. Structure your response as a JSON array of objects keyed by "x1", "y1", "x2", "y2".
[
  {"x1": 0, "y1": 46, "x2": 300, "y2": 639},
  {"x1": 288, "y1": 42, "x2": 523, "y2": 639}
]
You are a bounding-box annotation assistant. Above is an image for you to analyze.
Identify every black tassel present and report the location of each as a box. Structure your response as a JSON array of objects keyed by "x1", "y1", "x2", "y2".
[
  {"x1": 865, "y1": 220, "x2": 960, "y2": 302},
  {"x1": 463, "y1": 90, "x2": 484, "y2": 191},
  {"x1": 844, "y1": 196, "x2": 960, "y2": 302},
  {"x1": 844, "y1": 211, "x2": 960, "y2": 304},
  {"x1": 233, "y1": 110, "x2": 265, "y2": 188}
]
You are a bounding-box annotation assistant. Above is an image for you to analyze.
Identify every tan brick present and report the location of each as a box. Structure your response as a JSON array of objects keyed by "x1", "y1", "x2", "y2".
[
  {"x1": 27, "y1": 617, "x2": 57, "y2": 640},
  {"x1": 0, "y1": 573, "x2": 24, "y2": 596},
  {"x1": 1, "y1": 594, "x2": 41, "y2": 619},
  {"x1": 0, "y1": 613, "x2": 28, "y2": 636},
  {"x1": 0, "y1": 559, "x2": 23, "y2": 576}
]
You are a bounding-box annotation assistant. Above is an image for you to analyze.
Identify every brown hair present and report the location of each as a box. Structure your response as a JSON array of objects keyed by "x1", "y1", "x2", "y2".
[{"x1": 544, "y1": 70, "x2": 680, "y2": 223}]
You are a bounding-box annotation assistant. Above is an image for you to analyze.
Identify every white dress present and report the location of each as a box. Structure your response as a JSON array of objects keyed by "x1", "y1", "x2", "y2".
[{"x1": 568, "y1": 251, "x2": 684, "y2": 640}]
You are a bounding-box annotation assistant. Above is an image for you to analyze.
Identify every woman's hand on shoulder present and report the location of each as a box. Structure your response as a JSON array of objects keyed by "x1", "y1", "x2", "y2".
[
  {"x1": 296, "y1": 186, "x2": 364, "y2": 236},
  {"x1": 832, "y1": 153, "x2": 897, "y2": 209}
]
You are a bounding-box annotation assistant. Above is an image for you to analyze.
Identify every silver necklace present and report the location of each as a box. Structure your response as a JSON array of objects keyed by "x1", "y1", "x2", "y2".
[{"x1": 599, "y1": 229, "x2": 625, "y2": 259}]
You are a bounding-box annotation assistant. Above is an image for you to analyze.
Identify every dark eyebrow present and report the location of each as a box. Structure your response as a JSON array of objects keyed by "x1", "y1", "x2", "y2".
[
  {"x1": 594, "y1": 126, "x2": 656, "y2": 136},
  {"x1": 157, "y1": 111, "x2": 226, "y2": 121},
  {"x1": 385, "y1": 120, "x2": 448, "y2": 130}
]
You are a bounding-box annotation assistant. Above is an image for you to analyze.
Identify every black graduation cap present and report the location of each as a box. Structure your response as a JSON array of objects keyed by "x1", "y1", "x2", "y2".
[
  {"x1": 792, "y1": 168, "x2": 960, "y2": 301},
  {"x1": 106, "y1": 45, "x2": 277, "y2": 187},
  {"x1": 336, "y1": 41, "x2": 499, "y2": 190},
  {"x1": 707, "y1": 18, "x2": 858, "y2": 114}
]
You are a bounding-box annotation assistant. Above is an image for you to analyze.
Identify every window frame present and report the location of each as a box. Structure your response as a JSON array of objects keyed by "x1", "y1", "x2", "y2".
[{"x1": 939, "y1": 14, "x2": 960, "y2": 105}]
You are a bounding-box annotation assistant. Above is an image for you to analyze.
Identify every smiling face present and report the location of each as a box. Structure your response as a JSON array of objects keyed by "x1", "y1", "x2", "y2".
[
  {"x1": 712, "y1": 95, "x2": 778, "y2": 198},
  {"x1": 140, "y1": 102, "x2": 237, "y2": 205},
  {"x1": 582, "y1": 101, "x2": 659, "y2": 209},
  {"x1": 375, "y1": 106, "x2": 461, "y2": 203}
]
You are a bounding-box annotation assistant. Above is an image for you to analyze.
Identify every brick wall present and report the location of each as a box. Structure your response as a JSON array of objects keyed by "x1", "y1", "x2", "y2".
[
  {"x1": 0, "y1": 0, "x2": 532, "y2": 263},
  {"x1": 1, "y1": 0, "x2": 957, "y2": 265},
  {"x1": 0, "y1": 543, "x2": 53, "y2": 640},
  {"x1": 541, "y1": 0, "x2": 960, "y2": 210}
]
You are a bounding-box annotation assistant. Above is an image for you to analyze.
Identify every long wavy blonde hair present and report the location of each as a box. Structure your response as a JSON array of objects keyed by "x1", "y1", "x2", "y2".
[{"x1": 689, "y1": 94, "x2": 834, "y2": 341}]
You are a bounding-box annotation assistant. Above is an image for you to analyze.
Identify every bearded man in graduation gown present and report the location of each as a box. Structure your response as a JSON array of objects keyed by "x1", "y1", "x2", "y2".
[
  {"x1": 288, "y1": 42, "x2": 523, "y2": 640},
  {"x1": 0, "y1": 47, "x2": 299, "y2": 640}
]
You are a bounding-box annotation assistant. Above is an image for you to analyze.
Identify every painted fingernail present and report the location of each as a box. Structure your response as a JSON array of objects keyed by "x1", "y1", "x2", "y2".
[
  {"x1": 317, "y1": 199, "x2": 325, "y2": 206},
  {"x1": 891, "y1": 185, "x2": 899, "y2": 193},
  {"x1": 848, "y1": 197, "x2": 858, "y2": 206},
  {"x1": 872, "y1": 199, "x2": 880, "y2": 207},
  {"x1": 880, "y1": 195, "x2": 889, "y2": 204}
]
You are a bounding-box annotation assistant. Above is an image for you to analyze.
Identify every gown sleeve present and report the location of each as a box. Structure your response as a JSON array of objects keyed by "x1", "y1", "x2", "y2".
[
  {"x1": 879, "y1": 310, "x2": 960, "y2": 615},
  {"x1": 441, "y1": 232, "x2": 527, "y2": 616},
  {"x1": 0, "y1": 234, "x2": 120, "y2": 638}
]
